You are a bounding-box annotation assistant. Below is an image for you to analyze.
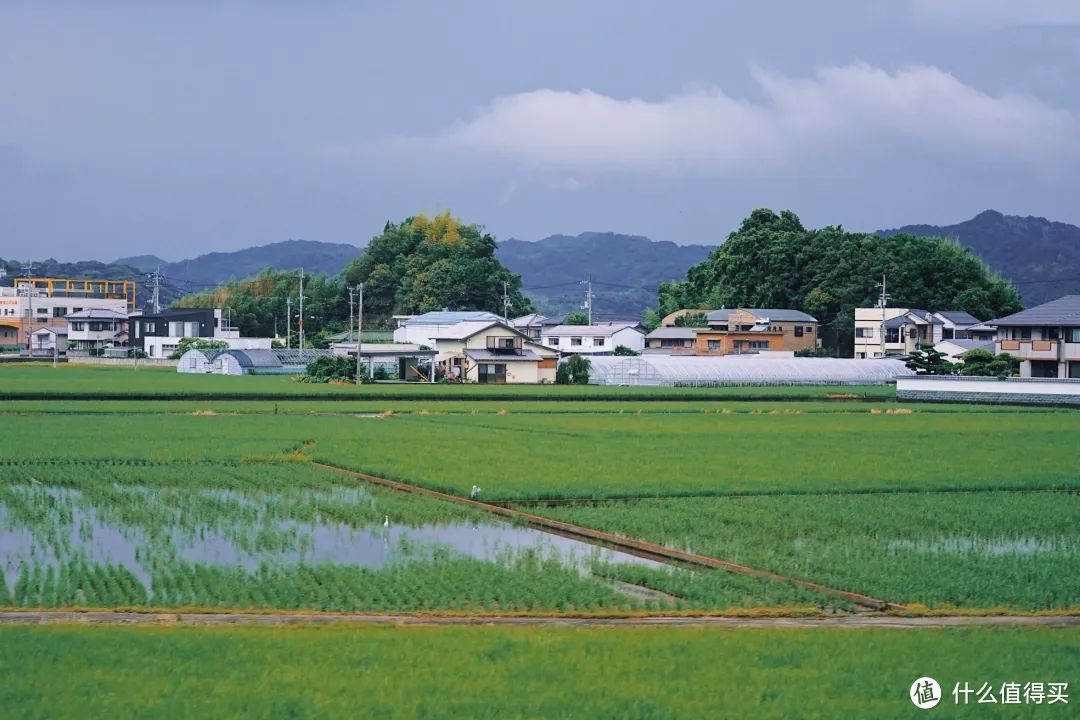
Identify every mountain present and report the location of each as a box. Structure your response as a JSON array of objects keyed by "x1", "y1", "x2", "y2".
[
  {"x1": 3, "y1": 240, "x2": 363, "y2": 311},
  {"x1": 497, "y1": 232, "x2": 713, "y2": 318},
  {"x1": 877, "y1": 210, "x2": 1080, "y2": 306},
  {"x1": 119, "y1": 239, "x2": 362, "y2": 295}
]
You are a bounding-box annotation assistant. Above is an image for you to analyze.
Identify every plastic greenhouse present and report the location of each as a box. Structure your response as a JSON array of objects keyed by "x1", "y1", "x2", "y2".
[{"x1": 583, "y1": 356, "x2": 914, "y2": 387}]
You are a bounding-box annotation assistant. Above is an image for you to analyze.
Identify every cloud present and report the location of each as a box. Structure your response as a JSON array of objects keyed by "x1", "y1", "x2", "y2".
[
  {"x1": 427, "y1": 63, "x2": 1076, "y2": 177},
  {"x1": 909, "y1": 0, "x2": 1080, "y2": 28}
]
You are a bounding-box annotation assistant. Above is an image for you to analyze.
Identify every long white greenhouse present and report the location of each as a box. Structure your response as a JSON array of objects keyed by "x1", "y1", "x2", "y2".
[{"x1": 583, "y1": 356, "x2": 914, "y2": 387}]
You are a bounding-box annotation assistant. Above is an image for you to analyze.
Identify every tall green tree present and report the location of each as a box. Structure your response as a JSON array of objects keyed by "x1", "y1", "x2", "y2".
[
  {"x1": 656, "y1": 209, "x2": 1021, "y2": 355},
  {"x1": 343, "y1": 212, "x2": 533, "y2": 328}
]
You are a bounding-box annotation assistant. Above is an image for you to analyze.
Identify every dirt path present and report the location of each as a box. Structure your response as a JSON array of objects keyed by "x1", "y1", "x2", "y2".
[
  {"x1": 312, "y1": 461, "x2": 904, "y2": 612},
  {"x1": 1, "y1": 610, "x2": 1078, "y2": 628}
]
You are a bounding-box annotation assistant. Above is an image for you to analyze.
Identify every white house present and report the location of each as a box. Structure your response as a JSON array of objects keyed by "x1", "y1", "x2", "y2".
[
  {"x1": 429, "y1": 321, "x2": 558, "y2": 383},
  {"x1": 541, "y1": 323, "x2": 645, "y2": 355},
  {"x1": 66, "y1": 308, "x2": 128, "y2": 353},
  {"x1": 29, "y1": 327, "x2": 67, "y2": 355},
  {"x1": 393, "y1": 311, "x2": 507, "y2": 345},
  {"x1": 934, "y1": 339, "x2": 994, "y2": 364}
]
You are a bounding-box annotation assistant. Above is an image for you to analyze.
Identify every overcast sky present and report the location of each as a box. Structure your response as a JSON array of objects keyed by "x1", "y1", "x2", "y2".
[{"x1": 3, "y1": 0, "x2": 1080, "y2": 260}]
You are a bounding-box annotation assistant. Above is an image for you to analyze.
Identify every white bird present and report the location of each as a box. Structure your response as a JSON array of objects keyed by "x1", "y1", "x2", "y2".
[{"x1": 383, "y1": 515, "x2": 389, "y2": 527}]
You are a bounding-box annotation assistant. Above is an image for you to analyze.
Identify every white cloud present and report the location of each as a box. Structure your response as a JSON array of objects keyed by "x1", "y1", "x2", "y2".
[
  {"x1": 910, "y1": 0, "x2": 1080, "y2": 28},
  {"x1": 427, "y1": 63, "x2": 1076, "y2": 177}
]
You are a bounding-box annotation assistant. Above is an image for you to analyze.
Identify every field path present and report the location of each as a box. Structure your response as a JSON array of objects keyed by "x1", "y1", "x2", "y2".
[
  {"x1": 2, "y1": 611, "x2": 1078, "y2": 628},
  {"x1": 312, "y1": 461, "x2": 901, "y2": 611}
]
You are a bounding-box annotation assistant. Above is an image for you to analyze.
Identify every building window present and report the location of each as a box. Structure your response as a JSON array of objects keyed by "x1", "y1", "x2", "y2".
[
  {"x1": 1067, "y1": 328, "x2": 1080, "y2": 343},
  {"x1": 885, "y1": 328, "x2": 900, "y2": 343},
  {"x1": 749, "y1": 340, "x2": 769, "y2": 350},
  {"x1": 1069, "y1": 362, "x2": 1080, "y2": 379},
  {"x1": 478, "y1": 362, "x2": 507, "y2": 384},
  {"x1": 53, "y1": 307, "x2": 67, "y2": 317},
  {"x1": 942, "y1": 327, "x2": 954, "y2": 340},
  {"x1": 546, "y1": 336, "x2": 559, "y2": 345},
  {"x1": 189, "y1": 356, "x2": 198, "y2": 369},
  {"x1": 570, "y1": 337, "x2": 582, "y2": 346},
  {"x1": 856, "y1": 327, "x2": 874, "y2": 338},
  {"x1": 593, "y1": 337, "x2": 605, "y2": 347},
  {"x1": 707, "y1": 340, "x2": 720, "y2": 351},
  {"x1": 794, "y1": 326, "x2": 804, "y2": 337},
  {"x1": 805, "y1": 326, "x2": 814, "y2": 334}
]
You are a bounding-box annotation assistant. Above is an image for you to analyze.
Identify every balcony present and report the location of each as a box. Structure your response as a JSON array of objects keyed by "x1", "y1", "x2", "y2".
[
  {"x1": 486, "y1": 335, "x2": 523, "y2": 354},
  {"x1": 996, "y1": 340, "x2": 1059, "y2": 360}
]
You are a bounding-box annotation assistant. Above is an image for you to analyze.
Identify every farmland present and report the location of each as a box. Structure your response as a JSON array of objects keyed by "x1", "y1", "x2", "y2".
[
  {"x1": 1, "y1": 363, "x2": 1078, "y2": 715},
  {"x1": 2, "y1": 624, "x2": 1076, "y2": 719}
]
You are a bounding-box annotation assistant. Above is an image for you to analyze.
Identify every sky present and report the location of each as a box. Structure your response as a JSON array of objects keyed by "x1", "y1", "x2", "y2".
[{"x1": 2, "y1": 0, "x2": 1080, "y2": 260}]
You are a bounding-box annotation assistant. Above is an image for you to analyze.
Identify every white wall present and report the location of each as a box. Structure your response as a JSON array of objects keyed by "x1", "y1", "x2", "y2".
[
  {"x1": 145, "y1": 336, "x2": 272, "y2": 358},
  {"x1": 897, "y1": 376, "x2": 1080, "y2": 397}
]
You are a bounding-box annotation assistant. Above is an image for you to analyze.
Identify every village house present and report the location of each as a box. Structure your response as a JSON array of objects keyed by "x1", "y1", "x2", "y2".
[
  {"x1": 130, "y1": 308, "x2": 271, "y2": 358},
  {"x1": 990, "y1": 295, "x2": 1080, "y2": 379},
  {"x1": 855, "y1": 308, "x2": 995, "y2": 358},
  {"x1": 65, "y1": 308, "x2": 128, "y2": 354},
  {"x1": 431, "y1": 321, "x2": 559, "y2": 383},
  {"x1": 541, "y1": 323, "x2": 645, "y2": 355},
  {"x1": 393, "y1": 311, "x2": 507, "y2": 345}
]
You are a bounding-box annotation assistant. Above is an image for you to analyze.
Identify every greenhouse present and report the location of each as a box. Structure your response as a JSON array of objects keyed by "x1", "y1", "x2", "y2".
[{"x1": 583, "y1": 355, "x2": 914, "y2": 387}]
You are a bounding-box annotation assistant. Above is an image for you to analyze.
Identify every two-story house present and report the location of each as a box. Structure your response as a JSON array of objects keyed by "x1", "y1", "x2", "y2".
[
  {"x1": 694, "y1": 309, "x2": 818, "y2": 356},
  {"x1": 431, "y1": 321, "x2": 559, "y2": 383},
  {"x1": 130, "y1": 308, "x2": 271, "y2": 358},
  {"x1": 541, "y1": 323, "x2": 645, "y2": 355},
  {"x1": 990, "y1": 295, "x2": 1080, "y2": 378},
  {"x1": 854, "y1": 308, "x2": 940, "y2": 358},
  {"x1": 66, "y1": 308, "x2": 128, "y2": 353}
]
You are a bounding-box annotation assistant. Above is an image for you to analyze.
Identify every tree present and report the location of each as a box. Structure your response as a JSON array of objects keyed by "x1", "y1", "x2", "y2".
[
  {"x1": 673, "y1": 312, "x2": 708, "y2": 327},
  {"x1": 300, "y1": 355, "x2": 368, "y2": 384},
  {"x1": 556, "y1": 355, "x2": 591, "y2": 384},
  {"x1": 651, "y1": 209, "x2": 1022, "y2": 356},
  {"x1": 960, "y1": 349, "x2": 1019, "y2": 378},
  {"x1": 169, "y1": 337, "x2": 228, "y2": 360},
  {"x1": 563, "y1": 311, "x2": 589, "y2": 325},
  {"x1": 905, "y1": 344, "x2": 957, "y2": 375},
  {"x1": 612, "y1": 345, "x2": 639, "y2": 356},
  {"x1": 343, "y1": 211, "x2": 533, "y2": 328}
]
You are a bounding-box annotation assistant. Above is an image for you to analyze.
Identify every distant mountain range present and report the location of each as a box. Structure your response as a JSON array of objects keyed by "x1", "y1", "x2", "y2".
[
  {"x1": 4, "y1": 210, "x2": 1078, "y2": 314},
  {"x1": 877, "y1": 210, "x2": 1080, "y2": 306},
  {"x1": 496, "y1": 232, "x2": 713, "y2": 317}
]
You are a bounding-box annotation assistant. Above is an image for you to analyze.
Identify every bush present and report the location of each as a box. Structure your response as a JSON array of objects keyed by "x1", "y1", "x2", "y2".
[
  {"x1": 300, "y1": 355, "x2": 368, "y2": 384},
  {"x1": 612, "y1": 345, "x2": 639, "y2": 356},
  {"x1": 961, "y1": 350, "x2": 1019, "y2": 378},
  {"x1": 556, "y1": 355, "x2": 591, "y2": 384},
  {"x1": 169, "y1": 337, "x2": 229, "y2": 360}
]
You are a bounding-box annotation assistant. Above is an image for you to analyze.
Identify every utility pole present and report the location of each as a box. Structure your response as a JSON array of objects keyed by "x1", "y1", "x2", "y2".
[
  {"x1": 146, "y1": 265, "x2": 163, "y2": 314},
  {"x1": 874, "y1": 274, "x2": 890, "y2": 358},
  {"x1": 502, "y1": 281, "x2": 511, "y2": 320},
  {"x1": 347, "y1": 286, "x2": 356, "y2": 342},
  {"x1": 20, "y1": 265, "x2": 35, "y2": 355},
  {"x1": 360, "y1": 280, "x2": 369, "y2": 386},
  {"x1": 580, "y1": 276, "x2": 593, "y2": 325},
  {"x1": 298, "y1": 267, "x2": 305, "y2": 362},
  {"x1": 285, "y1": 297, "x2": 292, "y2": 349}
]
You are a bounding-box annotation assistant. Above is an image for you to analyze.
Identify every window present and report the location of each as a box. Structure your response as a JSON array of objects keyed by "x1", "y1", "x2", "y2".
[
  {"x1": 856, "y1": 327, "x2": 874, "y2": 338},
  {"x1": 546, "y1": 336, "x2": 559, "y2": 345},
  {"x1": 885, "y1": 328, "x2": 900, "y2": 343},
  {"x1": 1069, "y1": 362, "x2": 1080, "y2": 379},
  {"x1": 477, "y1": 362, "x2": 507, "y2": 384},
  {"x1": 1045, "y1": 327, "x2": 1060, "y2": 340},
  {"x1": 805, "y1": 326, "x2": 814, "y2": 334},
  {"x1": 570, "y1": 337, "x2": 582, "y2": 347},
  {"x1": 189, "y1": 356, "x2": 198, "y2": 369},
  {"x1": 942, "y1": 327, "x2": 954, "y2": 340},
  {"x1": 593, "y1": 337, "x2": 605, "y2": 347},
  {"x1": 794, "y1": 326, "x2": 804, "y2": 337},
  {"x1": 135, "y1": 323, "x2": 141, "y2": 339},
  {"x1": 53, "y1": 307, "x2": 67, "y2": 318},
  {"x1": 1068, "y1": 328, "x2": 1080, "y2": 343},
  {"x1": 707, "y1": 340, "x2": 720, "y2": 351},
  {"x1": 749, "y1": 340, "x2": 769, "y2": 350}
]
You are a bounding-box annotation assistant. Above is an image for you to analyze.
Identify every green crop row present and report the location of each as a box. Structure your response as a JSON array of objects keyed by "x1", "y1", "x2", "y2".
[
  {"x1": 535, "y1": 492, "x2": 1080, "y2": 610},
  {"x1": 3, "y1": 625, "x2": 1077, "y2": 718}
]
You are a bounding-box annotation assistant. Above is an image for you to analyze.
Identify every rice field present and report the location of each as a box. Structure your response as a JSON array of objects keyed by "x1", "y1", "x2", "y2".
[
  {"x1": 2, "y1": 624, "x2": 1076, "y2": 719},
  {"x1": 531, "y1": 493, "x2": 1080, "y2": 610},
  {"x1": 0, "y1": 462, "x2": 844, "y2": 612}
]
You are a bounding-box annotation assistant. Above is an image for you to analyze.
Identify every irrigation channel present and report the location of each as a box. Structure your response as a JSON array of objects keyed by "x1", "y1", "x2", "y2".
[
  {"x1": 312, "y1": 462, "x2": 905, "y2": 612},
  {"x1": 3, "y1": 611, "x2": 1078, "y2": 628}
]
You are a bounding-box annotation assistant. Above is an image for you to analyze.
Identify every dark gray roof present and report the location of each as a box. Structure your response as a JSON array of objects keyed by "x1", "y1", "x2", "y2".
[
  {"x1": 706, "y1": 308, "x2": 818, "y2": 323},
  {"x1": 934, "y1": 310, "x2": 980, "y2": 326},
  {"x1": 990, "y1": 295, "x2": 1080, "y2": 326},
  {"x1": 882, "y1": 310, "x2": 940, "y2": 328}
]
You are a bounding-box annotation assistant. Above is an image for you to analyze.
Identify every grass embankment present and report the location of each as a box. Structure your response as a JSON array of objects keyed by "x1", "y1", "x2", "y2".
[{"x1": 1, "y1": 624, "x2": 1075, "y2": 719}]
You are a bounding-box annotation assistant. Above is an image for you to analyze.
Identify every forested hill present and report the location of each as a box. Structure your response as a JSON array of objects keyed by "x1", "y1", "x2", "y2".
[
  {"x1": 496, "y1": 232, "x2": 713, "y2": 317},
  {"x1": 877, "y1": 210, "x2": 1080, "y2": 306},
  {"x1": 116, "y1": 239, "x2": 362, "y2": 295}
]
